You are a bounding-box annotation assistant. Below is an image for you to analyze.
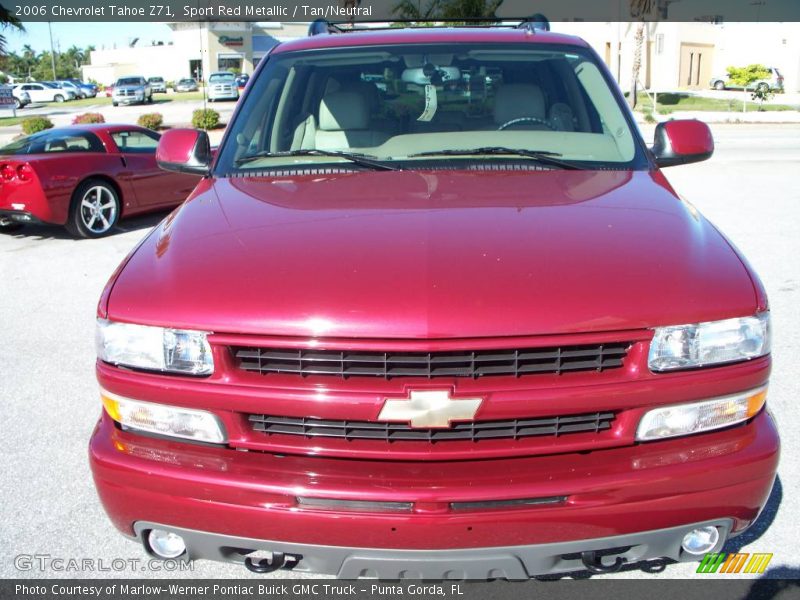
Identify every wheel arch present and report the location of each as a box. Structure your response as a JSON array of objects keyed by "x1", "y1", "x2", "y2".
[{"x1": 71, "y1": 174, "x2": 125, "y2": 216}]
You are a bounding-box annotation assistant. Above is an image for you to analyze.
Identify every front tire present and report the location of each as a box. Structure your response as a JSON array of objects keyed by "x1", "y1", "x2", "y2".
[
  {"x1": 714, "y1": 80, "x2": 725, "y2": 91},
  {"x1": 757, "y1": 82, "x2": 769, "y2": 92},
  {"x1": 66, "y1": 179, "x2": 121, "y2": 238},
  {"x1": 54, "y1": 94, "x2": 65, "y2": 103}
]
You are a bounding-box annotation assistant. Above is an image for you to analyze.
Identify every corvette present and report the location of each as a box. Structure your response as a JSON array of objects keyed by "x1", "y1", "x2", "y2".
[{"x1": 0, "y1": 124, "x2": 198, "y2": 238}]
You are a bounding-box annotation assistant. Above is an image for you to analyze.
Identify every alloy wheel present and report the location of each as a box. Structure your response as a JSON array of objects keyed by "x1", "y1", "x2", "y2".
[{"x1": 79, "y1": 186, "x2": 117, "y2": 234}]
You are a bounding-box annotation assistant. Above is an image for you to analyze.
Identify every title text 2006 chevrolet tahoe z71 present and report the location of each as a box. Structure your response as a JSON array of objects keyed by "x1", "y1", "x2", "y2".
[{"x1": 90, "y1": 20, "x2": 779, "y2": 579}]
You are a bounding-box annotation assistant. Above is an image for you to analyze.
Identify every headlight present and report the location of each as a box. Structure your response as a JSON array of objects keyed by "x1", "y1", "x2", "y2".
[
  {"x1": 96, "y1": 319, "x2": 214, "y2": 375},
  {"x1": 101, "y1": 390, "x2": 226, "y2": 444},
  {"x1": 648, "y1": 313, "x2": 770, "y2": 372},
  {"x1": 636, "y1": 386, "x2": 767, "y2": 441}
]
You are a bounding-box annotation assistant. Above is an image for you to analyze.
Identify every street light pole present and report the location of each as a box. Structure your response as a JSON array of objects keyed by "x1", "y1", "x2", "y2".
[{"x1": 48, "y1": 22, "x2": 57, "y2": 79}]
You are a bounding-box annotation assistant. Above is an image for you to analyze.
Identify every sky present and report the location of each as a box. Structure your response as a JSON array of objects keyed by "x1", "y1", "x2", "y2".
[{"x1": 5, "y1": 22, "x2": 174, "y2": 54}]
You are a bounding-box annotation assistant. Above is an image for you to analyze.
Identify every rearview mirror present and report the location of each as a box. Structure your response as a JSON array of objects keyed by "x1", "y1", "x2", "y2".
[
  {"x1": 156, "y1": 128, "x2": 211, "y2": 175},
  {"x1": 651, "y1": 119, "x2": 714, "y2": 168}
]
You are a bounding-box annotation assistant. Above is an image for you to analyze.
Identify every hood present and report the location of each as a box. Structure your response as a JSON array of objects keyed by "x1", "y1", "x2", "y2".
[{"x1": 107, "y1": 169, "x2": 758, "y2": 338}]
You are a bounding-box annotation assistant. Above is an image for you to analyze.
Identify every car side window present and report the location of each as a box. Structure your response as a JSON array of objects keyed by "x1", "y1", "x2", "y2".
[
  {"x1": 31, "y1": 131, "x2": 106, "y2": 154},
  {"x1": 111, "y1": 130, "x2": 160, "y2": 154}
]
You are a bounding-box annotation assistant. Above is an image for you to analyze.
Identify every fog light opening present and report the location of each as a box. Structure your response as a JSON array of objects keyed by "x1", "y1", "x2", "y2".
[
  {"x1": 147, "y1": 529, "x2": 186, "y2": 559},
  {"x1": 681, "y1": 526, "x2": 720, "y2": 555}
]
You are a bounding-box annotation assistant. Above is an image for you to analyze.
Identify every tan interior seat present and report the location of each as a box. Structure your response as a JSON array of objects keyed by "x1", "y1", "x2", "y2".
[
  {"x1": 314, "y1": 91, "x2": 389, "y2": 151},
  {"x1": 492, "y1": 84, "x2": 548, "y2": 129}
]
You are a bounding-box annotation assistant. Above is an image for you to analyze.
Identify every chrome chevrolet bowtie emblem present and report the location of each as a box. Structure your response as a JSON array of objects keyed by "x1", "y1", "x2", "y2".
[{"x1": 378, "y1": 390, "x2": 483, "y2": 429}]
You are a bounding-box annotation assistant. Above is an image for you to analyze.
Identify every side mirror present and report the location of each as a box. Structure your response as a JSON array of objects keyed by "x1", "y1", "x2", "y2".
[
  {"x1": 651, "y1": 119, "x2": 714, "y2": 168},
  {"x1": 156, "y1": 128, "x2": 211, "y2": 175}
]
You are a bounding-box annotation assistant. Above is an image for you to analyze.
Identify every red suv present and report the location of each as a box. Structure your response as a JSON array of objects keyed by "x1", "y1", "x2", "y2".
[{"x1": 90, "y1": 20, "x2": 778, "y2": 579}]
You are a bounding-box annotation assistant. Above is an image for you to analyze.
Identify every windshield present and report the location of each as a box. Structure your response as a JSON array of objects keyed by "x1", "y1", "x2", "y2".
[
  {"x1": 149, "y1": 77, "x2": 164, "y2": 82},
  {"x1": 209, "y1": 73, "x2": 235, "y2": 83},
  {"x1": 117, "y1": 78, "x2": 143, "y2": 86},
  {"x1": 216, "y1": 42, "x2": 645, "y2": 174}
]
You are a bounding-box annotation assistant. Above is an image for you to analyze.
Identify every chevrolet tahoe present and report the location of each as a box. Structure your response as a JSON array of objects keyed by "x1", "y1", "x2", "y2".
[{"x1": 89, "y1": 20, "x2": 779, "y2": 579}]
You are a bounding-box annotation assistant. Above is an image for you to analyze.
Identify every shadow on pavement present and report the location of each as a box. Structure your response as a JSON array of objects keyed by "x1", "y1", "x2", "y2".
[{"x1": 1, "y1": 210, "x2": 169, "y2": 242}]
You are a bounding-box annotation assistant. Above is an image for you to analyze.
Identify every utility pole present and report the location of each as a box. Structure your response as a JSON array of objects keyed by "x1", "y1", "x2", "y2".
[{"x1": 48, "y1": 22, "x2": 57, "y2": 79}]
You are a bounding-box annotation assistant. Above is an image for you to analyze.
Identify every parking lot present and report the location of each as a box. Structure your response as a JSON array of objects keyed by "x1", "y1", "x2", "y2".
[
  {"x1": 0, "y1": 124, "x2": 798, "y2": 580},
  {"x1": 0, "y1": 93, "x2": 238, "y2": 145}
]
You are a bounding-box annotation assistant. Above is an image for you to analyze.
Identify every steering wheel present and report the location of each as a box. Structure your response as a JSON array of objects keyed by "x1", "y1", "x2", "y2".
[{"x1": 498, "y1": 116, "x2": 557, "y2": 131}]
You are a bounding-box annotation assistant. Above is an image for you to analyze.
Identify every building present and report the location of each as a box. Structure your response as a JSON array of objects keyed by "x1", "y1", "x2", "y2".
[
  {"x1": 558, "y1": 21, "x2": 800, "y2": 93},
  {"x1": 83, "y1": 21, "x2": 800, "y2": 93},
  {"x1": 81, "y1": 22, "x2": 308, "y2": 84}
]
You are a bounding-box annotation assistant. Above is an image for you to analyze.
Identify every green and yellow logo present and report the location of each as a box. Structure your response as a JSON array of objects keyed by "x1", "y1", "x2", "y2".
[{"x1": 697, "y1": 552, "x2": 773, "y2": 574}]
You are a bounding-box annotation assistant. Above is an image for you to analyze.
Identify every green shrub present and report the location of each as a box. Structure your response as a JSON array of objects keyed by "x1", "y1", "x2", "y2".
[
  {"x1": 137, "y1": 112, "x2": 164, "y2": 130},
  {"x1": 21, "y1": 117, "x2": 54, "y2": 135},
  {"x1": 726, "y1": 64, "x2": 771, "y2": 87},
  {"x1": 72, "y1": 112, "x2": 105, "y2": 125},
  {"x1": 191, "y1": 108, "x2": 220, "y2": 130}
]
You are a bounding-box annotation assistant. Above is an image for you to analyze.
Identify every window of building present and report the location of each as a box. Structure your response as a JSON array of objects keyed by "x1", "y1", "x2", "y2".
[{"x1": 218, "y1": 55, "x2": 243, "y2": 73}]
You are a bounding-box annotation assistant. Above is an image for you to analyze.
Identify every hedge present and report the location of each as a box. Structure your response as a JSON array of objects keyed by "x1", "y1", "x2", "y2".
[
  {"x1": 72, "y1": 112, "x2": 105, "y2": 125},
  {"x1": 21, "y1": 117, "x2": 54, "y2": 135},
  {"x1": 191, "y1": 108, "x2": 220, "y2": 130},
  {"x1": 137, "y1": 113, "x2": 164, "y2": 130}
]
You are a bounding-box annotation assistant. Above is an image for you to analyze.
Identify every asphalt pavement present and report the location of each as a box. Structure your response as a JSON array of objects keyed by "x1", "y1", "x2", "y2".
[{"x1": 0, "y1": 124, "x2": 798, "y2": 581}]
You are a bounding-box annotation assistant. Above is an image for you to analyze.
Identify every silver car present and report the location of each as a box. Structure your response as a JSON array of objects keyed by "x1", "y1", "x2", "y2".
[
  {"x1": 148, "y1": 77, "x2": 167, "y2": 93},
  {"x1": 710, "y1": 67, "x2": 784, "y2": 92},
  {"x1": 112, "y1": 76, "x2": 152, "y2": 106},
  {"x1": 207, "y1": 72, "x2": 239, "y2": 102},
  {"x1": 175, "y1": 78, "x2": 198, "y2": 93}
]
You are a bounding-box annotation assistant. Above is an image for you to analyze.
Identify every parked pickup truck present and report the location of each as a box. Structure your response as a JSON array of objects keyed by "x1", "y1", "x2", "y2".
[
  {"x1": 90, "y1": 18, "x2": 779, "y2": 580},
  {"x1": 112, "y1": 76, "x2": 152, "y2": 106}
]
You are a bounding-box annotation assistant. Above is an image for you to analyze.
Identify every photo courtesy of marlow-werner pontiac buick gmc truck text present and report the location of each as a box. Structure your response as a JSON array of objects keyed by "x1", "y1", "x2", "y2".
[{"x1": 89, "y1": 19, "x2": 779, "y2": 579}]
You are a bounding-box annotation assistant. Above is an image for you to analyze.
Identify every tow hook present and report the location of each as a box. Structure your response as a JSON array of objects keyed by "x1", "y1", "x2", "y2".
[
  {"x1": 244, "y1": 552, "x2": 301, "y2": 573},
  {"x1": 580, "y1": 550, "x2": 626, "y2": 574}
]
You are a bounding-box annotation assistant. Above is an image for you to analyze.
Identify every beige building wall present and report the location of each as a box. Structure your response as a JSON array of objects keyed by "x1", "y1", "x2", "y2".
[{"x1": 557, "y1": 22, "x2": 718, "y2": 93}]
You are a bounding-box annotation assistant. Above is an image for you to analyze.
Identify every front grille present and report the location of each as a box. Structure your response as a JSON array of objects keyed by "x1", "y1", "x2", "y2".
[
  {"x1": 234, "y1": 342, "x2": 630, "y2": 380},
  {"x1": 248, "y1": 411, "x2": 615, "y2": 443}
]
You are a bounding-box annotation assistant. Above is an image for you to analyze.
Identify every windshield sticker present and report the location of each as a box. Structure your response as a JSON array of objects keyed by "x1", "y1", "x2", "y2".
[{"x1": 417, "y1": 84, "x2": 438, "y2": 122}]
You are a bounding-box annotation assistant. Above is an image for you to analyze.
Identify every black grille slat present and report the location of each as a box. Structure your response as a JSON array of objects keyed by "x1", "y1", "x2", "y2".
[
  {"x1": 234, "y1": 343, "x2": 631, "y2": 380},
  {"x1": 247, "y1": 412, "x2": 615, "y2": 443}
]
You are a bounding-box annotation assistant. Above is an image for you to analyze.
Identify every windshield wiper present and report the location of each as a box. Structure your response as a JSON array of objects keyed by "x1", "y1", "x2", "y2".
[
  {"x1": 407, "y1": 147, "x2": 584, "y2": 170},
  {"x1": 234, "y1": 149, "x2": 402, "y2": 171}
]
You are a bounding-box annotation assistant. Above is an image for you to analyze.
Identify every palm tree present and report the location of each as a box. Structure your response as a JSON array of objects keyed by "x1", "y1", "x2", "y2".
[
  {"x1": 21, "y1": 44, "x2": 37, "y2": 79},
  {"x1": 393, "y1": 0, "x2": 504, "y2": 23},
  {"x1": 0, "y1": 4, "x2": 24, "y2": 57},
  {"x1": 439, "y1": 0, "x2": 504, "y2": 22},
  {"x1": 392, "y1": 0, "x2": 441, "y2": 21},
  {"x1": 628, "y1": 0, "x2": 655, "y2": 108}
]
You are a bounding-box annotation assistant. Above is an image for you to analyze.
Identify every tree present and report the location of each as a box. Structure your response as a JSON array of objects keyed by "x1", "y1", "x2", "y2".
[
  {"x1": 628, "y1": 0, "x2": 654, "y2": 109},
  {"x1": 393, "y1": 0, "x2": 442, "y2": 21},
  {"x1": 0, "y1": 4, "x2": 23, "y2": 57},
  {"x1": 393, "y1": 0, "x2": 504, "y2": 23}
]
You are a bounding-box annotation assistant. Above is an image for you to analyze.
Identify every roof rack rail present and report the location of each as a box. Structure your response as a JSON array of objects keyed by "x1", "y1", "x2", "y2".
[
  {"x1": 517, "y1": 14, "x2": 551, "y2": 32},
  {"x1": 307, "y1": 19, "x2": 344, "y2": 36},
  {"x1": 307, "y1": 17, "x2": 551, "y2": 36}
]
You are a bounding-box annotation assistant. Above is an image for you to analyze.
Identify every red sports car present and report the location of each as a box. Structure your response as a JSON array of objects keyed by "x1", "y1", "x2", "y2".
[{"x1": 0, "y1": 124, "x2": 199, "y2": 238}]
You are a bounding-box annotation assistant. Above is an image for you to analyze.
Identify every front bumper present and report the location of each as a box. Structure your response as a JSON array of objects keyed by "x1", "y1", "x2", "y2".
[
  {"x1": 133, "y1": 519, "x2": 733, "y2": 579},
  {"x1": 114, "y1": 96, "x2": 145, "y2": 104},
  {"x1": 89, "y1": 410, "x2": 779, "y2": 577}
]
